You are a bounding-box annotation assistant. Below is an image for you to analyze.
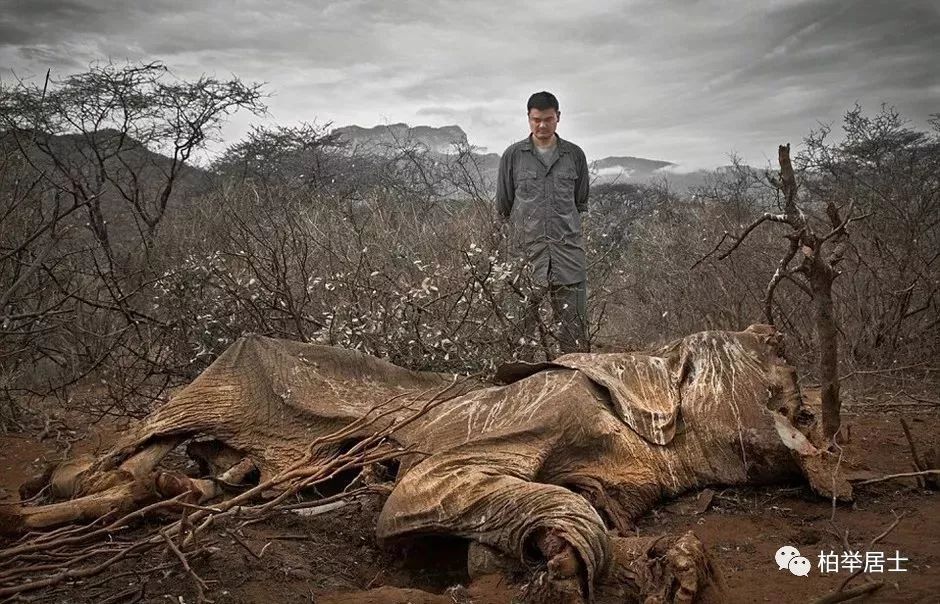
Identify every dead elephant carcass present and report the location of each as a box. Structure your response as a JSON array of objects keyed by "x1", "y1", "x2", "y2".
[{"x1": 2, "y1": 325, "x2": 849, "y2": 601}]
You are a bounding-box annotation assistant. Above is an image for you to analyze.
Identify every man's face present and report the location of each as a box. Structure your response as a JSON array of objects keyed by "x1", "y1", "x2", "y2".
[{"x1": 528, "y1": 107, "x2": 559, "y2": 142}]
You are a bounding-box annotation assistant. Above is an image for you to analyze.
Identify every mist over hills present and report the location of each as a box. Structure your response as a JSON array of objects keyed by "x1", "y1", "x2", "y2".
[{"x1": 330, "y1": 123, "x2": 714, "y2": 189}]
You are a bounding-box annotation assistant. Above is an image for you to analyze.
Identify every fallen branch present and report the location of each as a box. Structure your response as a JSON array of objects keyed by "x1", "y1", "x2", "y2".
[
  {"x1": 816, "y1": 512, "x2": 904, "y2": 604},
  {"x1": 160, "y1": 529, "x2": 210, "y2": 603},
  {"x1": 853, "y1": 469, "x2": 940, "y2": 486},
  {"x1": 228, "y1": 531, "x2": 261, "y2": 560},
  {"x1": 98, "y1": 583, "x2": 145, "y2": 604},
  {"x1": 899, "y1": 418, "x2": 926, "y2": 478},
  {"x1": 839, "y1": 362, "x2": 935, "y2": 381}
]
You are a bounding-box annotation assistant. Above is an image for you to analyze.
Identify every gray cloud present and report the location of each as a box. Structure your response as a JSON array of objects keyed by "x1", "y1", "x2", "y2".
[{"x1": 1, "y1": 0, "x2": 937, "y2": 168}]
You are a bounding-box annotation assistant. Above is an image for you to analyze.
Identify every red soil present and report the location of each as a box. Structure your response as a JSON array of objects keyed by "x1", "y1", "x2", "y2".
[{"x1": 1, "y1": 400, "x2": 937, "y2": 603}]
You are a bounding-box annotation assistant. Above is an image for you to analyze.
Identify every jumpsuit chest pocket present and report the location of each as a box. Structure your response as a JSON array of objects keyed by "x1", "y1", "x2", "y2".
[
  {"x1": 554, "y1": 168, "x2": 577, "y2": 203},
  {"x1": 516, "y1": 168, "x2": 541, "y2": 199}
]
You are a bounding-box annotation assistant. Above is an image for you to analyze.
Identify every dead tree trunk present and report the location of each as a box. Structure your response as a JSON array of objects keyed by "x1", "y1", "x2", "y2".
[
  {"x1": 697, "y1": 144, "x2": 866, "y2": 440},
  {"x1": 777, "y1": 144, "x2": 844, "y2": 439},
  {"x1": 810, "y1": 262, "x2": 841, "y2": 437}
]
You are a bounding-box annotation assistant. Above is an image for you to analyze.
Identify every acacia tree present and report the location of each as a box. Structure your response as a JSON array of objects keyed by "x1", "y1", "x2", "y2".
[
  {"x1": 213, "y1": 122, "x2": 346, "y2": 192},
  {"x1": 800, "y1": 106, "x2": 940, "y2": 366},
  {"x1": 0, "y1": 61, "x2": 266, "y2": 262},
  {"x1": 0, "y1": 62, "x2": 266, "y2": 424}
]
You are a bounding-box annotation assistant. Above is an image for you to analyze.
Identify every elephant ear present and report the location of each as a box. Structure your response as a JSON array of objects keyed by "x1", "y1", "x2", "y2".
[{"x1": 495, "y1": 353, "x2": 681, "y2": 445}]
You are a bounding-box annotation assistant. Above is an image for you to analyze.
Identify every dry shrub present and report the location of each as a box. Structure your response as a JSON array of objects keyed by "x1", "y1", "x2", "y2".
[
  {"x1": 156, "y1": 184, "x2": 617, "y2": 376},
  {"x1": 2, "y1": 100, "x2": 936, "y2": 427}
]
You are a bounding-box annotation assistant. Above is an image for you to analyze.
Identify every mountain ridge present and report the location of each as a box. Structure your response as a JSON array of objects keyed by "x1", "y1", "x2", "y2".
[
  {"x1": 330, "y1": 122, "x2": 708, "y2": 186},
  {"x1": 332, "y1": 123, "x2": 469, "y2": 154}
]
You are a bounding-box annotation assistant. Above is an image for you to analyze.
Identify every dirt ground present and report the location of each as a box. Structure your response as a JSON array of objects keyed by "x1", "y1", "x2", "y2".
[{"x1": 0, "y1": 394, "x2": 937, "y2": 603}]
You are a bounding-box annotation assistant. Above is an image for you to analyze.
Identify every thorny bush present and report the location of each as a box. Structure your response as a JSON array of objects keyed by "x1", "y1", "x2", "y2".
[{"x1": 160, "y1": 184, "x2": 620, "y2": 376}]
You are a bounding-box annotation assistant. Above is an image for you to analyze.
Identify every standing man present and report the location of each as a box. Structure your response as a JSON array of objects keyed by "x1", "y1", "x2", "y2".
[{"x1": 497, "y1": 91, "x2": 590, "y2": 353}]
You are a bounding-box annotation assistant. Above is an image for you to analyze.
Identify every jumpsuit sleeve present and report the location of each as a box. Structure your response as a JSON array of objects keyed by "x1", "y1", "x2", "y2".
[
  {"x1": 496, "y1": 148, "x2": 515, "y2": 218},
  {"x1": 575, "y1": 148, "x2": 590, "y2": 214}
]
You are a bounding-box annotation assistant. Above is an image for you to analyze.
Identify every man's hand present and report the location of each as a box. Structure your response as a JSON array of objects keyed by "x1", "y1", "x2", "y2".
[
  {"x1": 578, "y1": 209, "x2": 590, "y2": 238},
  {"x1": 497, "y1": 215, "x2": 511, "y2": 238}
]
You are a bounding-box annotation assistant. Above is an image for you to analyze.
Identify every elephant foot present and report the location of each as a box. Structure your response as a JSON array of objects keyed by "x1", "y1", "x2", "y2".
[
  {"x1": 599, "y1": 530, "x2": 725, "y2": 603},
  {"x1": 535, "y1": 528, "x2": 582, "y2": 579},
  {"x1": 525, "y1": 527, "x2": 588, "y2": 602}
]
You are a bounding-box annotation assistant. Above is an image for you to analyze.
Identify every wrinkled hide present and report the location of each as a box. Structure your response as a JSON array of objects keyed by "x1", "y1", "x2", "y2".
[{"x1": 3, "y1": 325, "x2": 848, "y2": 601}]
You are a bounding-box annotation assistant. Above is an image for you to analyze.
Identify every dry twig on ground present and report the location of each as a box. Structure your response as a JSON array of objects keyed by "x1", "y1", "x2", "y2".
[
  {"x1": 816, "y1": 512, "x2": 905, "y2": 604},
  {"x1": 853, "y1": 470, "x2": 940, "y2": 486}
]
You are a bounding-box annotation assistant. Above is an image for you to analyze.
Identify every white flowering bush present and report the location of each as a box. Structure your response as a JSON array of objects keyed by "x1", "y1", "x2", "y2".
[{"x1": 159, "y1": 184, "x2": 577, "y2": 376}]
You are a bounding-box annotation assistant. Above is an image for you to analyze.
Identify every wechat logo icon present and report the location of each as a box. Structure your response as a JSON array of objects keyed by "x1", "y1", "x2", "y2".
[{"x1": 776, "y1": 545, "x2": 811, "y2": 577}]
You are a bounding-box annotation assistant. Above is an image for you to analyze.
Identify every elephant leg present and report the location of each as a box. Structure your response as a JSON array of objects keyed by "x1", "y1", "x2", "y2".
[
  {"x1": 555, "y1": 471, "x2": 661, "y2": 535},
  {"x1": 2, "y1": 479, "x2": 158, "y2": 535},
  {"x1": 154, "y1": 472, "x2": 220, "y2": 502},
  {"x1": 186, "y1": 440, "x2": 258, "y2": 488},
  {"x1": 377, "y1": 448, "x2": 609, "y2": 600},
  {"x1": 153, "y1": 457, "x2": 257, "y2": 502},
  {"x1": 217, "y1": 457, "x2": 258, "y2": 486},
  {"x1": 2, "y1": 472, "x2": 224, "y2": 537},
  {"x1": 186, "y1": 440, "x2": 245, "y2": 477},
  {"x1": 19, "y1": 454, "x2": 95, "y2": 501},
  {"x1": 599, "y1": 531, "x2": 726, "y2": 603},
  {"x1": 55, "y1": 437, "x2": 183, "y2": 499},
  {"x1": 116, "y1": 437, "x2": 182, "y2": 480},
  {"x1": 467, "y1": 541, "x2": 522, "y2": 579},
  {"x1": 3, "y1": 437, "x2": 189, "y2": 536}
]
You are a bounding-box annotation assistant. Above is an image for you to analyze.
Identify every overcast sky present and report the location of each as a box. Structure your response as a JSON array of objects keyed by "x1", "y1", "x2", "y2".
[{"x1": 1, "y1": 0, "x2": 937, "y2": 168}]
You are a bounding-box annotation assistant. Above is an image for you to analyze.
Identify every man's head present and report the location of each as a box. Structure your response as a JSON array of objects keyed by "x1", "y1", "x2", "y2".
[{"x1": 527, "y1": 91, "x2": 560, "y2": 143}]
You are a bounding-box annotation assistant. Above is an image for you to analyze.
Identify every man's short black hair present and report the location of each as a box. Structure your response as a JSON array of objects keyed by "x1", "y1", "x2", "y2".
[{"x1": 527, "y1": 91, "x2": 559, "y2": 113}]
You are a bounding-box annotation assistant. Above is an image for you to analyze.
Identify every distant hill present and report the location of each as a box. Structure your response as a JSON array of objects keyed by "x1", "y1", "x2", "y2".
[
  {"x1": 0, "y1": 128, "x2": 211, "y2": 248},
  {"x1": 332, "y1": 123, "x2": 469, "y2": 155},
  {"x1": 329, "y1": 123, "x2": 712, "y2": 190}
]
